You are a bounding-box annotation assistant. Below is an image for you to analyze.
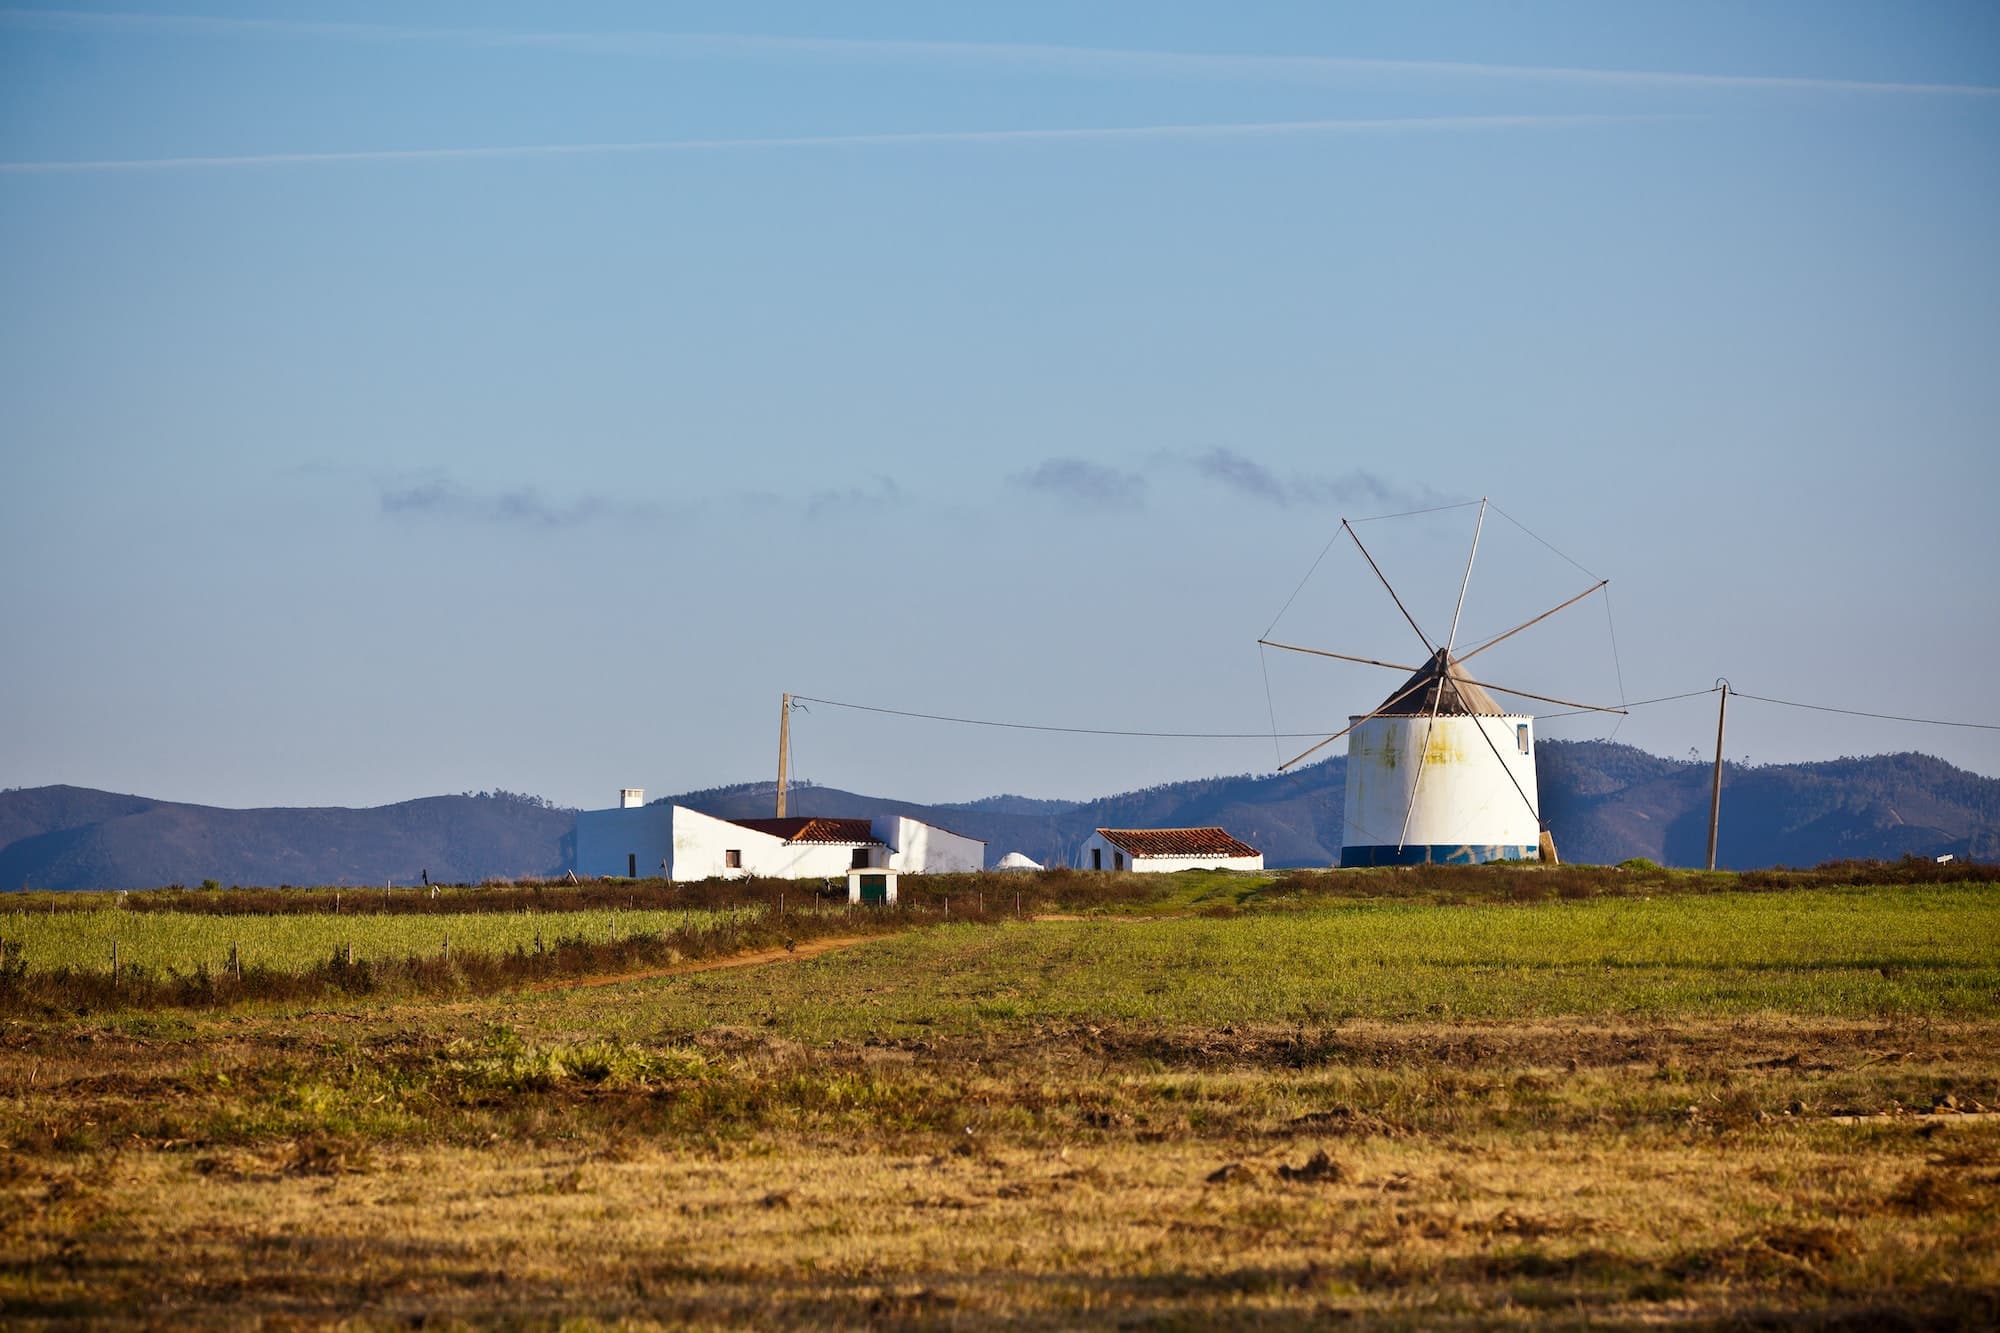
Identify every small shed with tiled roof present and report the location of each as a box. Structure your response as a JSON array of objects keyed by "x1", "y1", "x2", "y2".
[{"x1": 1079, "y1": 827, "x2": 1264, "y2": 874}]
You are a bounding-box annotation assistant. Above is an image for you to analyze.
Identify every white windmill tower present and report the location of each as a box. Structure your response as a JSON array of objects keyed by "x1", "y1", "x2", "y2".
[{"x1": 1261, "y1": 499, "x2": 1624, "y2": 867}]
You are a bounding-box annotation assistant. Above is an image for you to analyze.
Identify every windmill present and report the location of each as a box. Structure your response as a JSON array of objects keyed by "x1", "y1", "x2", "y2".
[{"x1": 1261, "y1": 499, "x2": 1625, "y2": 867}]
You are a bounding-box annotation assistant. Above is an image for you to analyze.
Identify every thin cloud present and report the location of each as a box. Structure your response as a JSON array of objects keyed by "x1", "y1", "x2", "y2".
[
  {"x1": 7, "y1": 11, "x2": 1994, "y2": 97},
  {"x1": 0, "y1": 114, "x2": 1652, "y2": 174},
  {"x1": 379, "y1": 480, "x2": 655, "y2": 528},
  {"x1": 1192, "y1": 448, "x2": 1288, "y2": 504},
  {"x1": 1183, "y1": 449, "x2": 1446, "y2": 511},
  {"x1": 805, "y1": 474, "x2": 901, "y2": 520},
  {"x1": 1011, "y1": 458, "x2": 1146, "y2": 510}
]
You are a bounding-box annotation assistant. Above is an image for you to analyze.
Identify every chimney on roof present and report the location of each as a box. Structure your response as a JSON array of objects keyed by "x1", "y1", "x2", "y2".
[{"x1": 620, "y1": 788, "x2": 645, "y2": 809}]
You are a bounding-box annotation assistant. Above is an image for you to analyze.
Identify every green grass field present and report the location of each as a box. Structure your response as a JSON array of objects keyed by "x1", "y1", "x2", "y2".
[
  {"x1": 4, "y1": 872, "x2": 1996, "y2": 1328},
  {"x1": 3, "y1": 902, "x2": 763, "y2": 975},
  {"x1": 649, "y1": 885, "x2": 2000, "y2": 1035}
]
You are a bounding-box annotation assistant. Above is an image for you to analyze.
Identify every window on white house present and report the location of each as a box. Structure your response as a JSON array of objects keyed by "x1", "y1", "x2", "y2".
[
  {"x1": 1114, "y1": 851, "x2": 1125, "y2": 871},
  {"x1": 850, "y1": 847, "x2": 869, "y2": 869},
  {"x1": 1517, "y1": 724, "x2": 1530, "y2": 754},
  {"x1": 725, "y1": 849, "x2": 742, "y2": 869}
]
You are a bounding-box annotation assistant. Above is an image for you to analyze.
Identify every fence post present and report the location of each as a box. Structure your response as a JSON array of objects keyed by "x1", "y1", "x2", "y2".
[
  {"x1": 442, "y1": 934, "x2": 449, "y2": 963},
  {"x1": 230, "y1": 941, "x2": 240, "y2": 978},
  {"x1": 111, "y1": 939, "x2": 119, "y2": 982}
]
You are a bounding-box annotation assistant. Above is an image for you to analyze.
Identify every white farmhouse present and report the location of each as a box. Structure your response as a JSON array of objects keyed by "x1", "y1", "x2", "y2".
[
  {"x1": 1078, "y1": 827, "x2": 1264, "y2": 874},
  {"x1": 575, "y1": 795, "x2": 984, "y2": 881}
]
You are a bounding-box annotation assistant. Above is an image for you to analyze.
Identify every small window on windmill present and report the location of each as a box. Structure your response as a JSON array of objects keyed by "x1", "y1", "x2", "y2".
[{"x1": 1516, "y1": 724, "x2": 1530, "y2": 755}]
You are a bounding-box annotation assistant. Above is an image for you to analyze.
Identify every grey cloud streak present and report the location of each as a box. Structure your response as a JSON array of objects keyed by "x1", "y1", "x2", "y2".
[
  {"x1": 1185, "y1": 449, "x2": 1449, "y2": 513},
  {"x1": 1010, "y1": 458, "x2": 1147, "y2": 510},
  {"x1": 378, "y1": 480, "x2": 659, "y2": 528}
]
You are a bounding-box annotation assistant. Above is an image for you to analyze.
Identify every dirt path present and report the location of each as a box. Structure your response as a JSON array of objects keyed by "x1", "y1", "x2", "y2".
[{"x1": 525, "y1": 934, "x2": 873, "y2": 992}]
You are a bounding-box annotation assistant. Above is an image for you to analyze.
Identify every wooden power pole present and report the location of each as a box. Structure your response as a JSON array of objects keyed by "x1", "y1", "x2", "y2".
[
  {"x1": 1705, "y1": 681, "x2": 1729, "y2": 871},
  {"x1": 776, "y1": 692, "x2": 791, "y2": 817}
]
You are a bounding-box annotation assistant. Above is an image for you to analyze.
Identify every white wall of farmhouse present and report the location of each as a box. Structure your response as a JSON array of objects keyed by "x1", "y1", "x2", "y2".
[
  {"x1": 1130, "y1": 851, "x2": 1265, "y2": 874},
  {"x1": 669, "y1": 807, "x2": 859, "y2": 881},
  {"x1": 575, "y1": 804, "x2": 675, "y2": 879},
  {"x1": 576, "y1": 804, "x2": 987, "y2": 881},
  {"x1": 872, "y1": 815, "x2": 984, "y2": 873}
]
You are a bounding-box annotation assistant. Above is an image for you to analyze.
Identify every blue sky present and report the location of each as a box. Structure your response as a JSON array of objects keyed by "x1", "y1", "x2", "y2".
[{"x1": 2, "y1": 2, "x2": 1996, "y2": 810}]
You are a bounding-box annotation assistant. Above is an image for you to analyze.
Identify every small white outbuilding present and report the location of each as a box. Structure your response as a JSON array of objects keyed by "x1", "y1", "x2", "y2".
[
  {"x1": 847, "y1": 867, "x2": 898, "y2": 904},
  {"x1": 1079, "y1": 828, "x2": 1264, "y2": 874}
]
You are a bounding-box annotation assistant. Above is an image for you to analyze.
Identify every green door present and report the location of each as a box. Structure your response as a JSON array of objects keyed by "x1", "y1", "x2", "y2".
[{"x1": 859, "y1": 874, "x2": 888, "y2": 906}]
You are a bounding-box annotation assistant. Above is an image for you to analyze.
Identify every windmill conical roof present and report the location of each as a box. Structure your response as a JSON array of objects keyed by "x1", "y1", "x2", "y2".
[{"x1": 1374, "y1": 648, "x2": 1506, "y2": 717}]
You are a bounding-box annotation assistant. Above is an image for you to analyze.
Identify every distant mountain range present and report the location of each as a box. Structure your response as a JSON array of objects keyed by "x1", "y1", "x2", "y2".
[{"x1": 4, "y1": 742, "x2": 1996, "y2": 890}]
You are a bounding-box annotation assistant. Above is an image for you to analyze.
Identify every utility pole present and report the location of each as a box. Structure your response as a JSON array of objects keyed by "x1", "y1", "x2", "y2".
[
  {"x1": 776, "y1": 692, "x2": 791, "y2": 817},
  {"x1": 1706, "y1": 680, "x2": 1729, "y2": 871}
]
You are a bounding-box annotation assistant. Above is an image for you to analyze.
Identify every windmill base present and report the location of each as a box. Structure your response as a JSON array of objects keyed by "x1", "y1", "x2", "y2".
[{"x1": 1340, "y1": 843, "x2": 1541, "y2": 868}]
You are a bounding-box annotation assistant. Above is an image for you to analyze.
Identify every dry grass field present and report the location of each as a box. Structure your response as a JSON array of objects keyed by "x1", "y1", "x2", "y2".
[{"x1": 3, "y1": 869, "x2": 1997, "y2": 1328}]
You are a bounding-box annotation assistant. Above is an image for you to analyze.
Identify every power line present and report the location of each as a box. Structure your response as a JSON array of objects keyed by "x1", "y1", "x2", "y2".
[
  {"x1": 1535, "y1": 686, "x2": 1720, "y2": 721},
  {"x1": 795, "y1": 682, "x2": 2000, "y2": 749},
  {"x1": 1731, "y1": 690, "x2": 2000, "y2": 732},
  {"x1": 789, "y1": 694, "x2": 1345, "y2": 740}
]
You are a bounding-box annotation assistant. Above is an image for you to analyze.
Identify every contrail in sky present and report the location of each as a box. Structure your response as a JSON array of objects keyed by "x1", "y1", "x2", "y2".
[
  {"x1": 0, "y1": 114, "x2": 1658, "y2": 174},
  {"x1": 5, "y1": 8, "x2": 1996, "y2": 97}
]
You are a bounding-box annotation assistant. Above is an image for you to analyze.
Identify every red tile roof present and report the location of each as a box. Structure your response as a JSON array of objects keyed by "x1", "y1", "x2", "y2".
[
  {"x1": 729, "y1": 817, "x2": 884, "y2": 845},
  {"x1": 1096, "y1": 827, "x2": 1261, "y2": 858}
]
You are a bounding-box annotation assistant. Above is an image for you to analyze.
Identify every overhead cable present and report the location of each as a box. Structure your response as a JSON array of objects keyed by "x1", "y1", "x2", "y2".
[
  {"x1": 788, "y1": 694, "x2": 1344, "y2": 740},
  {"x1": 1536, "y1": 685, "x2": 1720, "y2": 721},
  {"x1": 796, "y1": 684, "x2": 2000, "y2": 747},
  {"x1": 1730, "y1": 690, "x2": 2000, "y2": 731}
]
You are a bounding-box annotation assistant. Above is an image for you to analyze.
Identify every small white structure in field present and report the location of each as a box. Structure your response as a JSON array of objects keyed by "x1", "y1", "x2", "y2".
[
  {"x1": 847, "y1": 866, "x2": 898, "y2": 904},
  {"x1": 994, "y1": 851, "x2": 1043, "y2": 871},
  {"x1": 1079, "y1": 828, "x2": 1264, "y2": 874},
  {"x1": 1341, "y1": 651, "x2": 1539, "y2": 867},
  {"x1": 575, "y1": 797, "x2": 984, "y2": 881}
]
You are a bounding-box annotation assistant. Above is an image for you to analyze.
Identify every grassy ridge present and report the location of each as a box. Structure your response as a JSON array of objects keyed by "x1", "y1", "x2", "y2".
[
  {"x1": 5, "y1": 875, "x2": 1995, "y2": 1021},
  {"x1": 565, "y1": 885, "x2": 2000, "y2": 1039}
]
